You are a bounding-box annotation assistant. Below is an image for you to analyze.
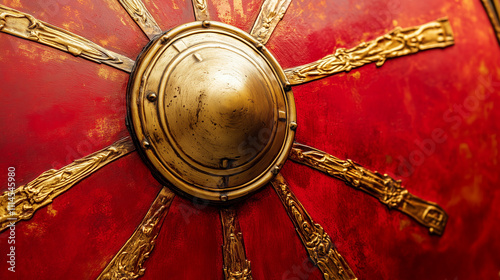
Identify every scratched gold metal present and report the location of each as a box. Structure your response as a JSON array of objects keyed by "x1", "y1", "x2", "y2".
[
  {"x1": 220, "y1": 207, "x2": 252, "y2": 280},
  {"x1": 285, "y1": 18, "x2": 455, "y2": 85},
  {"x1": 0, "y1": 138, "x2": 135, "y2": 232},
  {"x1": 127, "y1": 21, "x2": 296, "y2": 203},
  {"x1": 289, "y1": 143, "x2": 448, "y2": 235},
  {"x1": 192, "y1": 0, "x2": 210, "y2": 21},
  {"x1": 481, "y1": 0, "x2": 500, "y2": 45},
  {"x1": 0, "y1": 4, "x2": 134, "y2": 72},
  {"x1": 250, "y1": 0, "x2": 292, "y2": 44},
  {"x1": 97, "y1": 187, "x2": 175, "y2": 280},
  {"x1": 271, "y1": 174, "x2": 358, "y2": 280},
  {"x1": 118, "y1": 0, "x2": 162, "y2": 39}
]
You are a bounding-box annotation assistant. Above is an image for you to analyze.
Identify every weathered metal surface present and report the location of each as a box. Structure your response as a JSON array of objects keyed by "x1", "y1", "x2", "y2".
[
  {"x1": 290, "y1": 143, "x2": 448, "y2": 235},
  {"x1": 271, "y1": 174, "x2": 357, "y2": 280},
  {"x1": 250, "y1": 0, "x2": 292, "y2": 44},
  {"x1": 0, "y1": 137, "x2": 135, "y2": 232},
  {"x1": 0, "y1": 4, "x2": 135, "y2": 72},
  {"x1": 192, "y1": 0, "x2": 210, "y2": 21},
  {"x1": 284, "y1": 18, "x2": 454, "y2": 85},
  {"x1": 127, "y1": 21, "x2": 296, "y2": 202},
  {"x1": 118, "y1": 0, "x2": 162, "y2": 39},
  {"x1": 220, "y1": 207, "x2": 252, "y2": 280},
  {"x1": 97, "y1": 187, "x2": 175, "y2": 280}
]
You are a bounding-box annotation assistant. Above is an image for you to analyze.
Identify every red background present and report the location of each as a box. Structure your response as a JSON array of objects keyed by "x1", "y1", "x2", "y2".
[{"x1": 0, "y1": 0, "x2": 499, "y2": 279}]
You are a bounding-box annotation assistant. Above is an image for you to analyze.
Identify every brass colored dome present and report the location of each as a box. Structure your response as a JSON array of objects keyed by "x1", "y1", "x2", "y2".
[{"x1": 127, "y1": 21, "x2": 296, "y2": 203}]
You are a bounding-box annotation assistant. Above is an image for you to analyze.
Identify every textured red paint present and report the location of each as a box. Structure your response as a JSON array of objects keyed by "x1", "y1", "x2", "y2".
[
  {"x1": 0, "y1": 152, "x2": 160, "y2": 279},
  {"x1": 208, "y1": 0, "x2": 264, "y2": 33},
  {"x1": 275, "y1": 0, "x2": 500, "y2": 279},
  {"x1": 1, "y1": 0, "x2": 499, "y2": 279},
  {"x1": 142, "y1": 0, "x2": 195, "y2": 31},
  {"x1": 143, "y1": 197, "x2": 224, "y2": 280}
]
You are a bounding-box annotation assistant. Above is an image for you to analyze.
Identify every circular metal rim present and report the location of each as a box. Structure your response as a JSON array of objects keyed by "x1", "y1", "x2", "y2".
[{"x1": 126, "y1": 21, "x2": 297, "y2": 203}]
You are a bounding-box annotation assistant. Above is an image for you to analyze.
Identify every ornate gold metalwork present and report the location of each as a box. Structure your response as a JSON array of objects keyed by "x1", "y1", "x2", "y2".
[
  {"x1": 97, "y1": 187, "x2": 175, "y2": 280},
  {"x1": 285, "y1": 18, "x2": 455, "y2": 85},
  {"x1": 118, "y1": 0, "x2": 162, "y2": 40},
  {"x1": 0, "y1": 4, "x2": 134, "y2": 72},
  {"x1": 289, "y1": 143, "x2": 448, "y2": 235},
  {"x1": 127, "y1": 21, "x2": 296, "y2": 202},
  {"x1": 271, "y1": 174, "x2": 357, "y2": 280},
  {"x1": 220, "y1": 207, "x2": 252, "y2": 280},
  {"x1": 0, "y1": 137, "x2": 135, "y2": 232},
  {"x1": 481, "y1": 0, "x2": 500, "y2": 45},
  {"x1": 0, "y1": 0, "x2": 455, "y2": 277},
  {"x1": 191, "y1": 0, "x2": 210, "y2": 21},
  {"x1": 250, "y1": 0, "x2": 292, "y2": 44}
]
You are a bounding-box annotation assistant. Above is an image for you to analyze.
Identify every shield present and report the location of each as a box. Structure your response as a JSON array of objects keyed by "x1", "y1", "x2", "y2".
[{"x1": 1, "y1": 0, "x2": 499, "y2": 279}]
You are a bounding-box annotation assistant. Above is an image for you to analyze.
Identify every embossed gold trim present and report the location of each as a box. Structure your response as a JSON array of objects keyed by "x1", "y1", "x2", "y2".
[
  {"x1": 271, "y1": 174, "x2": 357, "y2": 280},
  {"x1": 290, "y1": 143, "x2": 448, "y2": 235},
  {"x1": 481, "y1": 0, "x2": 500, "y2": 45},
  {"x1": 0, "y1": 4, "x2": 135, "y2": 72},
  {"x1": 220, "y1": 207, "x2": 252, "y2": 280},
  {"x1": 0, "y1": 137, "x2": 135, "y2": 232},
  {"x1": 118, "y1": 0, "x2": 162, "y2": 40},
  {"x1": 97, "y1": 187, "x2": 175, "y2": 280},
  {"x1": 285, "y1": 18, "x2": 455, "y2": 85},
  {"x1": 191, "y1": 0, "x2": 210, "y2": 21},
  {"x1": 250, "y1": 0, "x2": 292, "y2": 44}
]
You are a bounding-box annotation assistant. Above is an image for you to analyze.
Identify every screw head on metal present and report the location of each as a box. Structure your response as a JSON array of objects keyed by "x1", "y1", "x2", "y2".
[
  {"x1": 290, "y1": 122, "x2": 298, "y2": 131},
  {"x1": 147, "y1": 92, "x2": 157, "y2": 102},
  {"x1": 271, "y1": 166, "x2": 280, "y2": 175},
  {"x1": 142, "y1": 139, "x2": 151, "y2": 149},
  {"x1": 160, "y1": 36, "x2": 169, "y2": 44}
]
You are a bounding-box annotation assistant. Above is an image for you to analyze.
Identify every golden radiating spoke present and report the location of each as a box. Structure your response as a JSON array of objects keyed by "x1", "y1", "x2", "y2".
[
  {"x1": 97, "y1": 187, "x2": 175, "y2": 280},
  {"x1": 0, "y1": 4, "x2": 135, "y2": 72},
  {"x1": 285, "y1": 18, "x2": 455, "y2": 85},
  {"x1": 118, "y1": 0, "x2": 162, "y2": 40},
  {"x1": 220, "y1": 207, "x2": 252, "y2": 280},
  {"x1": 481, "y1": 0, "x2": 500, "y2": 44},
  {"x1": 271, "y1": 174, "x2": 357, "y2": 280},
  {"x1": 0, "y1": 137, "x2": 135, "y2": 232},
  {"x1": 289, "y1": 143, "x2": 448, "y2": 235},
  {"x1": 191, "y1": 0, "x2": 210, "y2": 21},
  {"x1": 250, "y1": 0, "x2": 292, "y2": 44}
]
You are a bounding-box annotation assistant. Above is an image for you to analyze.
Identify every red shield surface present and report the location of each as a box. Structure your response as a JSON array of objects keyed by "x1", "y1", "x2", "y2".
[{"x1": 0, "y1": 0, "x2": 499, "y2": 279}]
